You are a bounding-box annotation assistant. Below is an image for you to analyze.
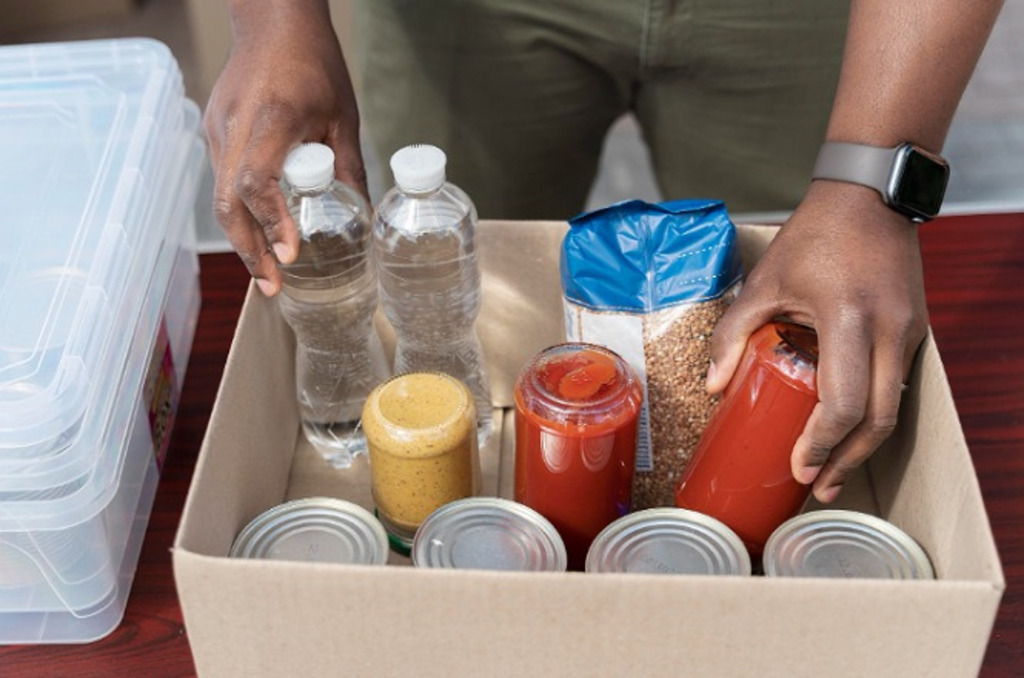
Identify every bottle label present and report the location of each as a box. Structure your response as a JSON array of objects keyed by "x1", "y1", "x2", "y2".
[
  {"x1": 635, "y1": 395, "x2": 653, "y2": 472},
  {"x1": 144, "y1": 318, "x2": 179, "y2": 471},
  {"x1": 564, "y1": 299, "x2": 652, "y2": 470}
]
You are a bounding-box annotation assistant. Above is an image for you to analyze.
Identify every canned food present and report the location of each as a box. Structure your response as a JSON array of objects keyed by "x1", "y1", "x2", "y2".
[
  {"x1": 230, "y1": 497, "x2": 389, "y2": 565},
  {"x1": 412, "y1": 497, "x2": 567, "y2": 572},
  {"x1": 586, "y1": 508, "x2": 751, "y2": 575},
  {"x1": 763, "y1": 510, "x2": 934, "y2": 579}
]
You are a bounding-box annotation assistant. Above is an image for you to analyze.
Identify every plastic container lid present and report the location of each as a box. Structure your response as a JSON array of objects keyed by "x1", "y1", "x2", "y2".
[
  {"x1": 389, "y1": 144, "x2": 446, "y2": 193},
  {"x1": 0, "y1": 38, "x2": 184, "y2": 466},
  {"x1": 0, "y1": 125, "x2": 203, "y2": 499},
  {"x1": 515, "y1": 343, "x2": 643, "y2": 426},
  {"x1": 283, "y1": 142, "x2": 335, "y2": 191},
  {"x1": 0, "y1": 125, "x2": 204, "y2": 531}
]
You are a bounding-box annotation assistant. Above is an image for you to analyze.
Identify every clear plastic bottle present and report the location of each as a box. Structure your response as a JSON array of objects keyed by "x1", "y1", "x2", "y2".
[
  {"x1": 373, "y1": 145, "x2": 493, "y2": 444},
  {"x1": 276, "y1": 143, "x2": 390, "y2": 468}
]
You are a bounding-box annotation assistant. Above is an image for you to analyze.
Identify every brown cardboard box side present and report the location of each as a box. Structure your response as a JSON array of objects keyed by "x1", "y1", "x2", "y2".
[{"x1": 174, "y1": 222, "x2": 1003, "y2": 678}]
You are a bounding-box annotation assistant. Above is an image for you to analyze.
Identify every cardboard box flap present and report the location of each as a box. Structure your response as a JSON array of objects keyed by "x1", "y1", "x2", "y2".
[
  {"x1": 870, "y1": 336, "x2": 1005, "y2": 586},
  {"x1": 174, "y1": 290, "x2": 297, "y2": 557}
]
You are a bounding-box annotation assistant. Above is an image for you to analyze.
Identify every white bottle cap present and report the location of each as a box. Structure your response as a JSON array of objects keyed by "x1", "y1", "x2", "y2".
[
  {"x1": 283, "y1": 143, "x2": 335, "y2": 191},
  {"x1": 390, "y1": 144, "x2": 447, "y2": 193}
]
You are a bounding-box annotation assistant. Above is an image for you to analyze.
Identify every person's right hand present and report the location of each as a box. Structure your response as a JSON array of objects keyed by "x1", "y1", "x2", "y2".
[{"x1": 204, "y1": 1, "x2": 367, "y2": 296}]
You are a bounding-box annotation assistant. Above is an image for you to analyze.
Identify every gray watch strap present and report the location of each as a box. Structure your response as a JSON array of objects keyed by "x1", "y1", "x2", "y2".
[{"x1": 812, "y1": 142, "x2": 896, "y2": 192}]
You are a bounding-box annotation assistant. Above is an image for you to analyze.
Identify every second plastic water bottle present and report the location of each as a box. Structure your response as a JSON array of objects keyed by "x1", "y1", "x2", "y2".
[
  {"x1": 373, "y1": 145, "x2": 493, "y2": 443},
  {"x1": 277, "y1": 143, "x2": 390, "y2": 468}
]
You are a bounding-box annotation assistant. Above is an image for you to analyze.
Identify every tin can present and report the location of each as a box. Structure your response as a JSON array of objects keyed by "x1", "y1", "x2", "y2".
[
  {"x1": 763, "y1": 510, "x2": 935, "y2": 579},
  {"x1": 230, "y1": 497, "x2": 389, "y2": 565},
  {"x1": 362, "y1": 372, "x2": 480, "y2": 552},
  {"x1": 585, "y1": 507, "x2": 751, "y2": 575},
  {"x1": 412, "y1": 497, "x2": 567, "y2": 572}
]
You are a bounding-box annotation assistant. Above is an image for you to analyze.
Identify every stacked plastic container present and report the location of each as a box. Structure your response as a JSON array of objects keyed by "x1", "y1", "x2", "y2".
[{"x1": 0, "y1": 39, "x2": 203, "y2": 642}]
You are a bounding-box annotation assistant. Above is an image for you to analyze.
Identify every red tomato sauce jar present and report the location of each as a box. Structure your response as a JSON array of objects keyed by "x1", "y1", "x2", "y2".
[
  {"x1": 514, "y1": 343, "x2": 643, "y2": 570},
  {"x1": 674, "y1": 321, "x2": 818, "y2": 556}
]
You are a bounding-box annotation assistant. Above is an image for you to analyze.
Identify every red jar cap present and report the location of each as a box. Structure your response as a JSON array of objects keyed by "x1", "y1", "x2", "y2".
[
  {"x1": 515, "y1": 343, "x2": 642, "y2": 427},
  {"x1": 776, "y1": 322, "x2": 819, "y2": 364}
]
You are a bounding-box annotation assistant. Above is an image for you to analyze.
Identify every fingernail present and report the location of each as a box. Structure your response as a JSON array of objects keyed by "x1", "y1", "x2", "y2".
[
  {"x1": 272, "y1": 242, "x2": 292, "y2": 263},
  {"x1": 256, "y1": 278, "x2": 277, "y2": 297},
  {"x1": 797, "y1": 465, "x2": 821, "y2": 484},
  {"x1": 706, "y1": 362, "x2": 719, "y2": 389},
  {"x1": 820, "y1": 485, "x2": 842, "y2": 504}
]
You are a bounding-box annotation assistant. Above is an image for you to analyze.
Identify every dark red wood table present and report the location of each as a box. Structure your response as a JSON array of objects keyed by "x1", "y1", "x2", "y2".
[{"x1": 0, "y1": 214, "x2": 1020, "y2": 677}]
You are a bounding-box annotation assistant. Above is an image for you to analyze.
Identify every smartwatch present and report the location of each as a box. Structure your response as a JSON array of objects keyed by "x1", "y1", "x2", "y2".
[{"x1": 812, "y1": 141, "x2": 950, "y2": 223}]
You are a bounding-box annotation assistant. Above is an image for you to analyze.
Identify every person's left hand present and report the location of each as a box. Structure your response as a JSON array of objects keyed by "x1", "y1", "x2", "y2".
[{"x1": 707, "y1": 179, "x2": 929, "y2": 503}]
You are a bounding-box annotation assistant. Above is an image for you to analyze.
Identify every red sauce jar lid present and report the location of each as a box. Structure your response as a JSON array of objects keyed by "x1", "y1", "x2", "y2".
[
  {"x1": 775, "y1": 322, "x2": 819, "y2": 364},
  {"x1": 514, "y1": 343, "x2": 642, "y2": 427},
  {"x1": 745, "y1": 322, "x2": 818, "y2": 394}
]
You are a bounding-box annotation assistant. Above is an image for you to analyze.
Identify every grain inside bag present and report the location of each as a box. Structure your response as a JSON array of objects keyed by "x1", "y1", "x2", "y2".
[{"x1": 561, "y1": 199, "x2": 743, "y2": 509}]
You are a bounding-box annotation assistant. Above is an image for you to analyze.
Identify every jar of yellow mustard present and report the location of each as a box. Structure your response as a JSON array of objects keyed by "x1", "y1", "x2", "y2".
[{"x1": 362, "y1": 372, "x2": 480, "y2": 551}]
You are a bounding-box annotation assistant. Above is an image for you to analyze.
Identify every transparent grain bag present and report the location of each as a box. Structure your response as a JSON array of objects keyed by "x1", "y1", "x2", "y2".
[{"x1": 560, "y1": 199, "x2": 744, "y2": 509}]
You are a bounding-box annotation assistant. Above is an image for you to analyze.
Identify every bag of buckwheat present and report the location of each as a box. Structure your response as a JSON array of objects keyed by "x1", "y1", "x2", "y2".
[{"x1": 560, "y1": 199, "x2": 744, "y2": 510}]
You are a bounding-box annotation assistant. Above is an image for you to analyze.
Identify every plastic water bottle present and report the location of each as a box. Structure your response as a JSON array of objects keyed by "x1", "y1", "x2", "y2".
[
  {"x1": 373, "y1": 144, "x2": 493, "y2": 444},
  {"x1": 277, "y1": 143, "x2": 390, "y2": 468}
]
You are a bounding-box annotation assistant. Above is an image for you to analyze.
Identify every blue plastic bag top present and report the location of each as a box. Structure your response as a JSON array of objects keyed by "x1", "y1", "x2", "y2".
[{"x1": 561, "y1": 199, "x2": 743, "y2": 312}]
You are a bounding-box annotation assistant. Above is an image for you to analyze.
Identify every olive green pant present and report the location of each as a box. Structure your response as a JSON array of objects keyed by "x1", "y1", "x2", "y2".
[{"x1": 352, "y1": 0, "x2": 849, "y2": 219}]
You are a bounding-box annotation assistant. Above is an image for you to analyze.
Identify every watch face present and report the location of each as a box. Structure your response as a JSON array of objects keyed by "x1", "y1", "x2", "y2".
[{"x1": 891, "y1": 146, "x2": 950, "y2": 220}]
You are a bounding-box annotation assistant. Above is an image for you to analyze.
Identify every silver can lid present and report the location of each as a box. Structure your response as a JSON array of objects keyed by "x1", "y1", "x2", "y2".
[
  {"x1": 763, "y1": 510, "x2": 935, "y2": 579},
  {"x1": 230, "y1": 497, "x2": 389, "y2": 565},
  {"x1": 585, "y1": 508, "x2": 751, "y2": 575},
  {"x1": 412, "y1": 497, "x2": 567, "y2": 571}
]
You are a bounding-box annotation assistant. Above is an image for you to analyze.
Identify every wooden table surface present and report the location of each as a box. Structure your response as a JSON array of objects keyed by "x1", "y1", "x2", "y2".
[{"x1": 0, "y1": 214, "x2": 1020, "y2": 677}]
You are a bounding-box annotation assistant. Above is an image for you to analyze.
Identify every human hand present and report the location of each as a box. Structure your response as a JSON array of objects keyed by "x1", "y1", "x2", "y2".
[
  {"x1": 707, "y1": 180, "x2": 929, "y2": 503},
  {"x1": 204, "y1": 1, "x2": 367, "y2": 296}
]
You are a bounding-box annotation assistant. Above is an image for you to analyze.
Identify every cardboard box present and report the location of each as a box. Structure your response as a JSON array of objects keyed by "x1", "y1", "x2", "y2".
[{"x1": 173, "y1": 221, "x2": 1004, "y2": 677}]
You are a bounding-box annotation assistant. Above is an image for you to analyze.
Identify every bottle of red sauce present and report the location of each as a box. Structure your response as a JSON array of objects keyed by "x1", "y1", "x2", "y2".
[
  {"x1": 514, "y1": 344, "x2": 643, "y2": 571},
  {"x1": 674, "y1": 322, "x2": 819, "y2": 556}
]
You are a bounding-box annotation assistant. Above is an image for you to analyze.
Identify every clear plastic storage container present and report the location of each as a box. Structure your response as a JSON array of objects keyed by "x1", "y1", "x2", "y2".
[
  {"x1": 0, "y1": 38, "x2": 203, "y2": 643},
  {"x1": 0, "y1": 38, "x2": 186, "y2": 467}
]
